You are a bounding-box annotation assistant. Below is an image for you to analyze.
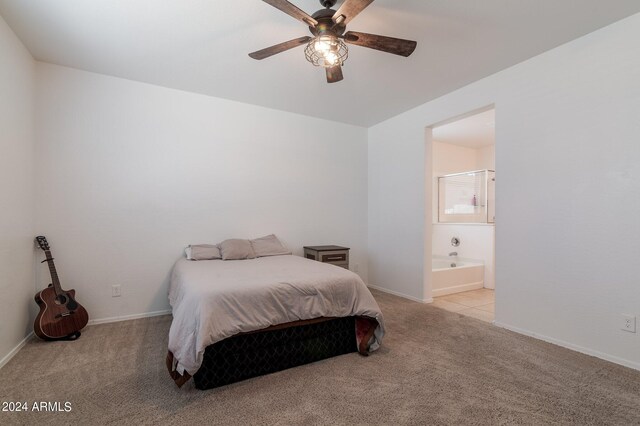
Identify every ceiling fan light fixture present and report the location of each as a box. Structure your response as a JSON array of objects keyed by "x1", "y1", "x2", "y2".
[
  {"x1": 250, "y1": 0, "x2": 417, "y2": 83},
  {"x1": 304, "y1": 34, "x2": 348, "y2": 68}
]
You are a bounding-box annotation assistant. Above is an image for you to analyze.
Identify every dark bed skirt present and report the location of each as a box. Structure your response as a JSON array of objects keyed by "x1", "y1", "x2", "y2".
[{"x1": 193, "y1": 316, "x2": 358, "y2": 390}]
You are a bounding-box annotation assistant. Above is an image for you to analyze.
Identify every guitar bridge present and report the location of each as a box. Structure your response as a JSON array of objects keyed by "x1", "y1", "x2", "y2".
[{"x1": 55, "y1": 311, "x2": 74, "y2": 318}]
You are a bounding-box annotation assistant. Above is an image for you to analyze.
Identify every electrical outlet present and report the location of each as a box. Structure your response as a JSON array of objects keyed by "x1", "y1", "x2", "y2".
[
  {"x1": 112, "y1": 285, "x2": 122, "y2": 297},
  {"x1": 621, "y1": 314, "x2": 636, "y2": 333}
]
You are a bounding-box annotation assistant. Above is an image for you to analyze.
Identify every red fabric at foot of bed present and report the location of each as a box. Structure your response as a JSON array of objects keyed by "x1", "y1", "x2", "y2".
[
  {"x1": 355, "y1": 317, "x2": 378, "y2": 355},
  {"x1": 166, "y1": 351, "x2": 192, "y2": 388}
]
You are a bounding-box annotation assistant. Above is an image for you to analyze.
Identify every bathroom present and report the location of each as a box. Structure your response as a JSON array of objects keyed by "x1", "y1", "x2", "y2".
[{"x1": 430, "y1": 108, "x2": 496, "y2": 322}]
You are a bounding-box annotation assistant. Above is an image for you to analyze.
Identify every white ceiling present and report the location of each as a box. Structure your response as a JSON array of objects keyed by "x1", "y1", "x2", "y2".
[
  {"x1": 433, "y1": 109, "x2": 495, "y2": 149},
  {"x1": 1, "y1": 1, "x2": 639, "y2": 127}
]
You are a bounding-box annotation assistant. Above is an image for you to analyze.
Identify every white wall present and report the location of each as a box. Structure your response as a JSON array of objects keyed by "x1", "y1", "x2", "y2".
[
  {"x1": 35, "y1": 63, "x2": 368, "y2": 322},
  {"x1": 369, "y1": 14, "x2": 640, "y2": 369},
  {"x1": 0, "y1": 15, "x2": 35, "y2": 365},
  {"x1": 368, "y1": 119, "x2": 429, "y2": 301}
]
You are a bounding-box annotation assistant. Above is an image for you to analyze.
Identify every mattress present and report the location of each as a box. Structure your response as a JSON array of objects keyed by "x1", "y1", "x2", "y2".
[{"x1": 168, "y1": 255, "x2": 385, "y2": 376}]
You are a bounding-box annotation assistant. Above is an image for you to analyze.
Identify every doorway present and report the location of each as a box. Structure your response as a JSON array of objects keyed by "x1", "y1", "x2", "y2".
[{"x1": 428, "y1": 107, "x2": 496, "y2": 322}]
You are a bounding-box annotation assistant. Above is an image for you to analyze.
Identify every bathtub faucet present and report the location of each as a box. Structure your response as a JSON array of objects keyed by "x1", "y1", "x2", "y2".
[{"x1": 449, "y1": 252, "x2": 458, "y2": 256}]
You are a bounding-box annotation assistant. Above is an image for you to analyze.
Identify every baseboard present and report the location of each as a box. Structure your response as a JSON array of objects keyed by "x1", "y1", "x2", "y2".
[
  {"x1": 432, "y1": 281, "x2": 484, "y2": 297},
  {"x1": 87, "y1": 309, "x2": 172, "y2": 326},
  {"x1": 494, "y1": 321, "x2": 640, "y2": 372},
  {"x1": 0, "y1": 310, "x2": 172, "y2": 371},
  {"x1": 0, "y1": 332, "x2": 34, "y2": 370},
  {"x1": 367, "y1": 284, "x2": 432, "y2": 304}
]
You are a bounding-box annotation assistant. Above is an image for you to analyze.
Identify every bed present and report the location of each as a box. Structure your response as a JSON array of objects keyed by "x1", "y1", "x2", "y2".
[{"x1": 166, "y1": 254, "x2": 384, "y2": 389}]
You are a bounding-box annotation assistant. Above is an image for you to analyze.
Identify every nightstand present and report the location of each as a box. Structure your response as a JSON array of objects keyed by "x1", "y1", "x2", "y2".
[{"x1": 303, "y1": 245, "x2": 350, "y2": 269}]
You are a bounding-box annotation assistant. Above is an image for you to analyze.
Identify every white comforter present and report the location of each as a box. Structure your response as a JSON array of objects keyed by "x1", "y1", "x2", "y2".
[{"x1": 168, "y1": 255, "x2": 385, "y2": 375}]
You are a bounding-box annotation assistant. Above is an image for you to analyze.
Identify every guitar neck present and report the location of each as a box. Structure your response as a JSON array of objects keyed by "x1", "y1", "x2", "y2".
[{"x1": 44, "y1": 250, "x2": 63, "y2": 295}]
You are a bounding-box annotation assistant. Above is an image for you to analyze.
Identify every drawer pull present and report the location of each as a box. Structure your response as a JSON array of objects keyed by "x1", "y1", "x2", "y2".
[{"x1": 322, "y1": 254, "x2": 346, "y2": 262}]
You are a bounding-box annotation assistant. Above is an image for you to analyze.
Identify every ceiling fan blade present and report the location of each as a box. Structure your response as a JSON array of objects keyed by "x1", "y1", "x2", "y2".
[
  {"x1": 249, "y1": 36, "x2": 312, "y2": 60},
  {"x1": 262, "y1": 0, "x2": 318, "y2": 26},
  {"x1": 326, "y1": 65, "x2": 344, "y2": 83},
  {"x1": 332, "y1": 0, "x2": 374, "y2": 25},
  {"x1": 343, "y1": 31, "x2": 417, "y2": 57}
]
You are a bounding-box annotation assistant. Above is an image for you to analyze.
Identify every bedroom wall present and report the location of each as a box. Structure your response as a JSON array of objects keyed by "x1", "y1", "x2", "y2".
[
  {"x1": 368, "y1": 13, "x2": 640, "y2": 369},
  {"x1": 0, "y1": 15, "x2": 35, "y2": 366},
  {"x1": 35, "y1": 63, "x2": 368, "y2": 322}
]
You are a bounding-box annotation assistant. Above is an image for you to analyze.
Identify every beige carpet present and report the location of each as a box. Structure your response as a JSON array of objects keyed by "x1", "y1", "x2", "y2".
[{"x1": 1, "y1": 290, "x2": 639, "y2": 425}]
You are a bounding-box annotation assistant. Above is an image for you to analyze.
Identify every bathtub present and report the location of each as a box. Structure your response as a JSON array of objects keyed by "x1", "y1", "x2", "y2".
[{"x1": 432, "y1": 256, "x2": 484, "y2": 297}]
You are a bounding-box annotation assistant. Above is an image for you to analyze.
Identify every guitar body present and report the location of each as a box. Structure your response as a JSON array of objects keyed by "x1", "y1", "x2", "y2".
[
  {"x1": 34, "y1": 236, "x2": 89, "y2": 341},
  {"x1": 34, "y1": 286, "x2": 89, "y2": 340}
]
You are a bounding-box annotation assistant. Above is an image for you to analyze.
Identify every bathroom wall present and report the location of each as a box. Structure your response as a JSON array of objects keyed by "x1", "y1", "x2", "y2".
[
  {"x1": 431, "y1": 141, "x2": 477, "y2": 220},
  {"x1": 431, "y1": 140, "x2": 495, "y2": 289},
  {"x1": 432, "y1": 141, "x2": 477, "y2": 174},
  {"x1": 477, "y1": 145, "x2": 495, "y2": 170}
]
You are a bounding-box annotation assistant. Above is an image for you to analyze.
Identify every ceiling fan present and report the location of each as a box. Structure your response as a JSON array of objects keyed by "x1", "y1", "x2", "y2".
[{"x1": 249, "y1": 0, "x2": 417, "y2": 83}]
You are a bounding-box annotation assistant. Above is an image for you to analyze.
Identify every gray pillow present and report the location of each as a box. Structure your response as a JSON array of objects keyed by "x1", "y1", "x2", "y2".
[
  {"x1": 219, "y1": 239, "x2": 256, "y2": 260},
  {"x1": 188, "y1": 244, "x2": 221, "y2": 261},
  {"x1": 250, "y1": 234, "x2": 291, "y2": 257}
]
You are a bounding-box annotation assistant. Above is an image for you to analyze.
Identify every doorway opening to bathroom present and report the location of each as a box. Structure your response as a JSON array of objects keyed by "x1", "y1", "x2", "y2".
[{"x1": 428, "y1": 107, "x2": 496, "y2": 323}]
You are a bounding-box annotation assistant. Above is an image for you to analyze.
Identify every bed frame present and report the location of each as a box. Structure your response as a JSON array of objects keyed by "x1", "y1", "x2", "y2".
[
  {"x1": 194, "y1": 316, "x2": 356, "y2": 389},
  {"x1": 167, "y1": 316, "x2": 376, "y2": 390}
]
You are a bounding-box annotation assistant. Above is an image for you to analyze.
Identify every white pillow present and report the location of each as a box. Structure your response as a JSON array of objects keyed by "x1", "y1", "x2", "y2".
[
  {"x1": 186, "y1": 244, "x2": 221, "y2": 261},
  {"x1": 250, "y1": 234, "x2": 291, "y2": 257},
  {"x1": 219, "y1": 239, "x2": 256, "y2": 260}
]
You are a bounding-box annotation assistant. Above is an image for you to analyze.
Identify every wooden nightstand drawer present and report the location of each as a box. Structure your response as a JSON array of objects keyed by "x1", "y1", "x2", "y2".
[
  {"x1": 303, "y1": 245, "x2": 350, "y2": 269},
  {"x1": 321, "y1": 252, "x2": 347, "y2": 263}
]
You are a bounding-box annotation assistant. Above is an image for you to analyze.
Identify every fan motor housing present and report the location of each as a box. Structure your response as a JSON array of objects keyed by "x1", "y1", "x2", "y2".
[
  {"x1": 320, "y1": 0, "x2": 338, "y2": 8},
  {"x1": 309, "y1": 8, "x2": 346, "y2": 36}
]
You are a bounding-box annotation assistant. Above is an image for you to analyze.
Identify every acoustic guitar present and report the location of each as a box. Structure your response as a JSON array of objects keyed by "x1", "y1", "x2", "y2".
[{"x1": 34, "y1": 236, "x2": 89, "y2": 340}]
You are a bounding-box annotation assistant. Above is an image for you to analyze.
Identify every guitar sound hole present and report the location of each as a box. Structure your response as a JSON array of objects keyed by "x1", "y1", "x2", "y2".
[
  {"x1": 66, "y1": 298, "x2": 78, "y2": 310},
  {"x1": 55, "y1": 294, "x2": 68, "y2": 305}
]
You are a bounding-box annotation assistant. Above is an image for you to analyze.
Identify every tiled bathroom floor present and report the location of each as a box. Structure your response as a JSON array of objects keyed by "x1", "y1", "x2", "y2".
[{"x1": 432, "y1": 288, "x2": 495, "y2": 323}]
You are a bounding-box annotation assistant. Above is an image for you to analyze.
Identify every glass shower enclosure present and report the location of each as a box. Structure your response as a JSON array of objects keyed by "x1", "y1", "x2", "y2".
[{"x1": 438, "y1": 170, "x2": 495, "y2": 223}]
